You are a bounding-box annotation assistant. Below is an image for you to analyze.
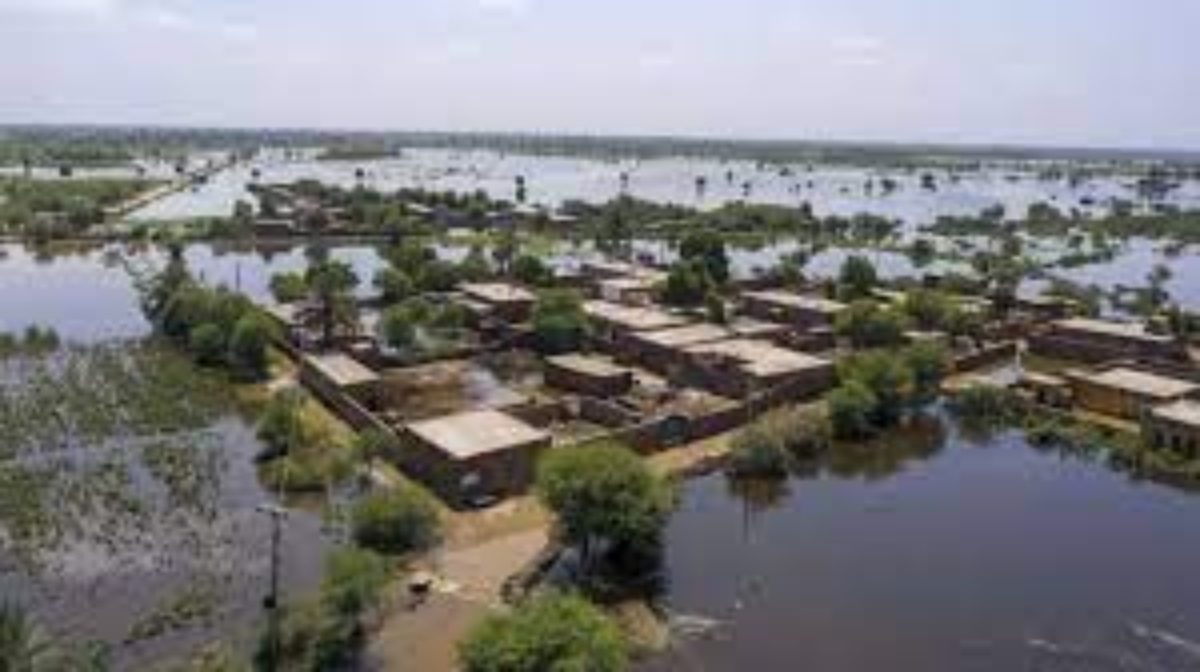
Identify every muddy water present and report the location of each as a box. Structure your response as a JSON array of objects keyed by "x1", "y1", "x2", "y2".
[{"x1": 647, "y1": 416, "x2": 1200, "y2": 672}]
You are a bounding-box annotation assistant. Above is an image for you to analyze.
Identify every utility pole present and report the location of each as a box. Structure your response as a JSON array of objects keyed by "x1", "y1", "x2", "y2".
[{"x1": 257, "y1": 503, "x2": 289, "y2": 671}]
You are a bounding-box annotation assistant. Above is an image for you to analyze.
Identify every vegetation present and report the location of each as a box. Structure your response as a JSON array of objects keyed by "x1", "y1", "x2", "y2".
[
  {"x1": 660, "y1": 260, "x2": 716, "y2": 308},
  {"x1": 727, "y1": 406, "x2": 832, "y2": 478},
  {"x1": 837, "y1": 255, "x2": 878, "y2": 300},
  {"x1": 350, "y1": 485, "x2": 441, "y2": 555},
  {"x1": 0, "y1": 603, "x2": 108, "y2": 671},
  {"x1": 256, "y1": 389, "x2": 354, "y2": 492},
  {"x1": 532, "y1": 289, "x2": 589, "y2": 355},
  {"x1": 0, "y1": 177, "x2": 160, "y2": 241},
  {"x1": 536, "y1": 444, "x2": 672, "y2": 569},
  {"x1": 458, "y1": 592, "x2": 628, "y2": 672},
  {"x1": 835, "y1": 300, "x2": 908, "y2": 349},
  {"x1": 257, "y1": 547, "x2": 389, "y2": 672}
]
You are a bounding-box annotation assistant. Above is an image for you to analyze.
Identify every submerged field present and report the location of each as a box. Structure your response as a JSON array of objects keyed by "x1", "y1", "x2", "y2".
[{"x1": 0, "y1": 342, "x2": 329, "y2": 667}]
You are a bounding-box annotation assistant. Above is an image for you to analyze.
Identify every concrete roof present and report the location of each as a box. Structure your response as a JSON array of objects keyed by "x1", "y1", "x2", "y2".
[
  {"x1": 1151, "y1": 399, "x2": 1200, "y2": 428},
  {"x1": 728, "y1": 317, "x2": 788, "y2": 338},
  {"x1": 546, "y1": 354, "x2": 630, "y2": 379},
  {"x1": 743, "y1": 290, "x2": 847, "y2": 314},
  {"x1": 686, "y1": 339, "x2": 831, "y2": 377},
  {"x1": 1020, "y1": 371, "x2": 1069, "y2": 388},
  {"x1": 305, "y1": 352, "x2": 380, "y2": 388},
  {"x1": 632, "y1": 323, "x2": 732, "y2": 349},
  {"x1": 406, "y1": 409, "x2": 549, "y2": 460},
  {"x1": 583, "y1": 300, "x2": 687, "y2": 332},
  {"x1": 459, "y1": 282, "x2": 535, "y2": 304},
  {"x1": 1054, "y1": 318, "x2": 1175, "y2": 344},
  {"x1": 1080, "y1": 367, "x2": 1199, "y2": 399}
]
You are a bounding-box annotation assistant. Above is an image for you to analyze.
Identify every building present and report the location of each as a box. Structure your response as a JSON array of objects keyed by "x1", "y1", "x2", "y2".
[
  {"x1": 621, "y1": 323, "x2": 733, "y2": 375},
  {"x1": 597, "y1": 276, "x2": 662, "y2": 306},
  {"x1": 544, "y1": 354, "x2": 634, "y2": 397},
  {"x1": 300, "y1": 352, "x2": 381, "y2": 410},
  {"x1": 1144, "y1": 400, "x2": 1200, "y2": 458},
  {"x1": 1065, "y1": 365, "x2": 1200, "y2": 420},
  {"x1": 459, "y1": 282, "x2": 536, "y2": 323},
  {"x1": 583, "y1": 300, "x2": 688, "y2": 344},
  {"x1": 740, "y1": 291, "x2": 847, "y2": 329},
  {"x1": 683, "y1": 339, "x2": 835, "y2": 401},
  {"x1": 400, "y1": 409, "x2": 552, "y2": 507},
  {"x1": 1029, "y1": 318, "x2": 1189, "y2": 365},
  {"x1": 1016, "y1": 371, "x2": 1072, "y2": 408}
]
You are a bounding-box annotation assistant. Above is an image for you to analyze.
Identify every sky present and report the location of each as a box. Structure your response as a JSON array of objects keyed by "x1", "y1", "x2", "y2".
[{"x1": 1, "y1": 0, "x2": 1199, "y2": 150}]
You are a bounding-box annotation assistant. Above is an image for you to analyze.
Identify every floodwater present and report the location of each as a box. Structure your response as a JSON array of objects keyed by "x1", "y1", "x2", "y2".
[
  {"x1": 126, "y1": 148, "x2": 1200, "y2": 226},
  {"x1": 647, "y1": 415, "x2": 1200, "y2": 672}
]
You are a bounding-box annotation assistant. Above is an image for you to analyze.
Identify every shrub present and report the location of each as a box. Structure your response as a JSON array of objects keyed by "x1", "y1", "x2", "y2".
[
  {"x1": 228, "y1": 314, "x2": 272, "y2": 380},
  {"x1": 828, "y1": 381, "x2": 879, "y2": 440},
  {"x1": 532, "y1": 290, "x2": 588, "y2": 355},
  {"x1": 835, "y1": 300, "x2": 907, "y2": 349},
  {"x1": 188, "y1": 323, "x2": 226, "y2": 366},
  {"x1": 837, "y1": 255, "x2": 878, "y2": 300},
  {"x1": 458, "y1": 592, "x2": 627, "y2": 672},
  {"x1": 269, "y1": 272, "x2": 309, "y2": 304},
  {"x1": 351, "y1": 486, "x2": 441, "y2": 555}
]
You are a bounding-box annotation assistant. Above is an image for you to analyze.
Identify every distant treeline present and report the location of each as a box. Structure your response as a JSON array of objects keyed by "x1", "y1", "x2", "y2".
[{"x1": 3, "y1": 124, "x2": 1200, "y2": 170}]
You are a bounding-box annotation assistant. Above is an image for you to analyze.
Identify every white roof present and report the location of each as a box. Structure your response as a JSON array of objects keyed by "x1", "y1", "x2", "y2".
[
  {"x1": 1151, "y1": 399, "x2": 1200, "y2": 428},
  {"x1": 1081, "y1": 367, "x2": 1199, "y2": 399},
  {"x1": 1054, "y1": 318, "x2": 1174, "y2": 344},
  {"x1": 743, "y1": 290, "x2": 847, "y2": 314},
  {"x1": 305, "y1": 353, "x2": 379, "y2": 387},
  {"x1": 460, "y1": 282, "x2": 536, "y2": 304},
  {"x1": 583, "y1": 300, "x2": 687, "y2": 332},
  {"x1": 686, "y1": 339, "x2": 832, "y2": 377}
]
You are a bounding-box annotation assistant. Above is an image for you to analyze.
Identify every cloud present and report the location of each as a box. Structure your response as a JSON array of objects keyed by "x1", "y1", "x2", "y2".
[
  {"x1": 0, "y1": 0, "x2": 120, "y2": 17},
  {"x1": 830, "y1": 34, "x2": 886, "y2": 66},
  {"x1": 475, "y1": 0, "x2": 530, "y2": 14}
]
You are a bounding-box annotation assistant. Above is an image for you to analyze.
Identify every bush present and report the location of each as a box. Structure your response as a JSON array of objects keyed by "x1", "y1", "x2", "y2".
[
  {"x1": 660, "y1": 260, "x2": 713, "y2": 307},
  {"x1": 904, "y1": 341, "x2": 950, "y2": 401},
  {"x1": 321, "y1": 547, "x2": 389, "y2": 619},
  {"x1": 228, "y1": 314, "x2": 272, "y2": 380},
  {"x1": 458, "y1": 592, "x2": 628, "y2": 672},
  {"x1": 947, "y1": 384, "x2": 1021, "y2": 426},
  {"x1": 351, "y1": 486, "x2": 441, "y2": 555},
  {"x1": 256, "y1": 390, "x2": 306, "y2": 460},
  {"x1": 373, "y1": 267, "x2": 414, "y2": 304},
  {"x1": 839, "y1": 351, "x2": 913, "y2": 425},
  {"x1": 269, "y1": 272, "x2": 309, "y2": 303},
  {"x1": 828, "y1": 381, "x2": 879, "y2": 440},
  {"x1": 727, "y1": 436, "x2": 791, "y2": 479},
  {"x1": 532, "y1": 290, "x2": 588, "y2": 355},
  {"x1": 512, "y1": 254, "x2": 554, "y2": 287},
  {"x1": 837, "y1": 255, "x2": 878, "y2": 300},
  {"x1": 728, "y1": 406, "x2": 831, "y2": 477},
  {"x1": 188, "y1": 323, "x2": 226, "y2": 366},
  {"x1": 835, "y1": 300, "x2": 907, "y2": 349}
]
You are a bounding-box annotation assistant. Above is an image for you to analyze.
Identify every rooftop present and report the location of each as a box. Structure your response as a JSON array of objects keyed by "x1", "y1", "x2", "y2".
[
  {"x1": 584, "y1": 300, "x2": 688, "y2": 332},
  {"x1": 1076, "y1": 366, "x2": 1199, "y2": 399},
  {"x1": 1054, "y1": 318, "x2": 1175, "y2": 344},
  {"x1": 632, "y1": 323, "x2": 733, "y2": 349},
  {"x1": 406, "y1": 409, "x2": 549, "y2": 460},
  {"x1": 1151, "y1": 399, "x2": 1200, "y2": 428},
  {"x1": 743, "y1": 290, "x2": 847, "y2": 314},
  {"x1": 686, "y1": 339, "x2": 831, "y2": 377},
  {"x1": 459, "y1": 282, "x2": 536, "y2": 305},
  {"x1": 546, "y1": 354, "x2": 630, "y2": 379},
  {"x1": 305, "y1": 352, "x2": 380, "y2": 388}
]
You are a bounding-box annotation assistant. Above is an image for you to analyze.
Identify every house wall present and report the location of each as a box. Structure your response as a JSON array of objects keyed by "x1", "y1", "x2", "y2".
[{"x1": 1143, "y1": 418, "x2": 1200, "y2": 459}]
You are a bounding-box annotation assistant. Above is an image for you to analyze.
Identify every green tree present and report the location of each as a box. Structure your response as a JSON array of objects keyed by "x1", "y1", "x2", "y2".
[
  {"x1": 904, "y1": 341, "x2": 950, "y2": 401},
  {"x1": 837, "y1": 255, "x2": 878, "y2": 300},
  {"x1": 532, "y1": 290, "x2": 588, "y2": 355},
  {"x1": 459, "y1": 592, "x2": 627, "y2": 672},
  {"x1": 835, "y1": 300, "x2": 907, "y2": 349},
  {"x1": 660, "y1": 260, "x2": 713, "y2": 307},
  {"x1": 512, "y1": 254, "x2": 553, "y2": 287},
  {"x1": 372, "y1": 267, "x2": 414, "y2": 305},
  {"x1": 679, "y1": 230, "x2": 730, "y2": 284},
  {"x1": 256, "y1": 390, "x2": 306, "y2": 461},
  {"x1": 379, "y1": 304, "x2": 418, "y2": 351},
  {"x1": 269, "y1": 272, "x2": 309, "y2": 304},
  {"x1": 306, "y1": 260, "x2": 359, "y2": 348},
  {"x1": 320, "y1": 547, "x2": 389, "y2": 619},
  {"x1": 839, "y1": 351, "x2": 913, "y2": 425},
  {"x1": 903, "y1": 289, "x2": 955, "y2": 331},
  {"x1": 351, "y1": 486, "x2": 441, "y2": 555},
  {"x1": 536, "y1": 443, "x2": 672, "y2": 566}
]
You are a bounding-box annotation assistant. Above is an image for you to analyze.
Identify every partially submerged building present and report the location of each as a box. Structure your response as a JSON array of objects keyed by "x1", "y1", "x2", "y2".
[
  {"x1": 400, "y1": 409, "x2": 551, "y2": 507},
  {"x1": 1065, "y1": 365, "x2": 1200, "y2": 420},
  {"x1": 1030, "y1": 318, "x2": 1189, "y2": 365},
  {"x1": 584, "y1": 300, "x2": 688, "y2": 344},
  {"x1": 621, "y1": 323, "x2": 734, "y2": 375},
  {"x1": 1144, "y1": 400, "x2": 1200, "y2": 458}
]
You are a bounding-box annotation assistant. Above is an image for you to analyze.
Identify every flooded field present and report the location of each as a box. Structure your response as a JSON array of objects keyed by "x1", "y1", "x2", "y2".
[
  {"x1": 0, "y1": 344, "x2": 330, "y2": 667},
  {"x1": 647, "y1": 414, "x2": 1200, "y2": 672},
  {"x1": 127, "y1": 148, "x2": 1200, "y2": 226}
]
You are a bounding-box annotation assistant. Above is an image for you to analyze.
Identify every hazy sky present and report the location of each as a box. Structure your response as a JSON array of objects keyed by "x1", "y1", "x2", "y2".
[{"x1": 2, "y1": 0, "x2": 1198, "y2": 149}]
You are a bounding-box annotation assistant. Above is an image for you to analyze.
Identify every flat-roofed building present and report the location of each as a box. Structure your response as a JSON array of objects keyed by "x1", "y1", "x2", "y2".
[
  {"x1": 741, "y1": 291, "x2": 847, "y2": 329},
  {"x1": 1030, "y1": 318, "x2": 1189, "y2": 365},
  {"x1": 459, "y1": 282, "x2": 536, "y2": 323},
  {"x1": 1017, "y1": 370, "x2": 1073, "y2": 408},
  {"x1": 400, "y1": 409, "x2": 551, "y2": 507},
  {"x1": 544, "y1": 354, "x2": 634, "y2": 397},
  {"x1": 1065, "y1": 365, "x2": 1200, "y2": 420},
  {"x1": 684, "y1": 339, "x2": 835, "y2": 401},
  {"x1": 597, "y1": 275, "x2": 663, "y2": 306},
  {"x1": 300, "y1": 352, "x2": 381, "y2": 409},
  {"x1": 1144, "y1": 400, "x2": 1200, "y2": 459},
  {"x1": 622, "y1": 323, "x2": 734, "y2": 375},
  {"x1": 584, "y1": 300, "x2": 688, "y2": 343}
]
